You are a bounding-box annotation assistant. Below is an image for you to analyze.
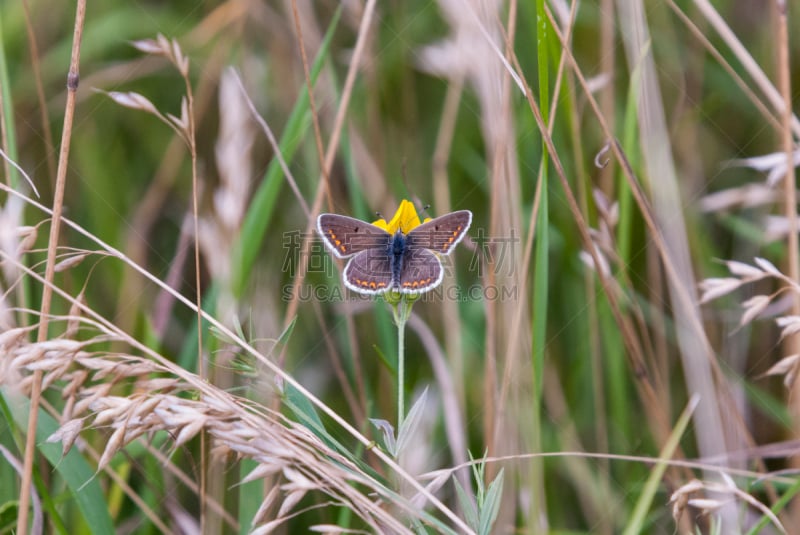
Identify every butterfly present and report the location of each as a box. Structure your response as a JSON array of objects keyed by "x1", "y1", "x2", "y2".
[{"x1": 317, "y1": 209, "x2": 472, "y2": 294}]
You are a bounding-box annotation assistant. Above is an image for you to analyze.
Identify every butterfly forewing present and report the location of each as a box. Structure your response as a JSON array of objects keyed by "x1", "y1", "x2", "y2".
[
  {"x1": 397, "y1": 248, "x2": 443, "y2": 294},
  {"x1": 317, "y1": 214, "x2": 391, "y2": 258},
  {"x1": 406, "y1": 210, "x2": 472, "y2": 255},
  {"x1": 344, "y1": 250, "x2": 394, "y2": 294}
]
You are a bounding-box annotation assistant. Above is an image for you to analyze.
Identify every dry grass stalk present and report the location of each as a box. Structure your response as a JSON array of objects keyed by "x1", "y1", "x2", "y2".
[
  {"x1": 18, "y1": 2, "x2": 87, "y2": 533},
  {"x1": 0, "y1": 312, "x2": 424, "y2": 533},
  {"x1": 669, "y1": 477, "x2": 786, "y2": 533},
  {"x1": 615, "y1": 3, "x2": 732, "y2": 501},
  {"x1": 281, "y1": 0, "x2": 380, "y2": 361}
]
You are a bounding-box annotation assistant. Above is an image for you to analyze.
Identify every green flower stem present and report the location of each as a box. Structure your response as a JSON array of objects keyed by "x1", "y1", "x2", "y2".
[
  {"x1": 388, "y1": 292, "x2": 415, "y2": 431},
  {"x1": 396, "y1": 310, "x2": 406, "y2": 429}
]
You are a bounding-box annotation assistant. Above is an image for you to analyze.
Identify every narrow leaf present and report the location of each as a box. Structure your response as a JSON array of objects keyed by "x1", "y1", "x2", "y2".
[
  {"x1": 396, "y1": 387, "x2": 429, "y2": 457},
  {"x1": 453, "y1": 476, "x2": 479, "y2": 530},
  {"x1": 369, "y1": 418, "x2": 396, "y2": 456},
  {"x1": 479, "y1": 468, "x2": 504, "y2": 535}
]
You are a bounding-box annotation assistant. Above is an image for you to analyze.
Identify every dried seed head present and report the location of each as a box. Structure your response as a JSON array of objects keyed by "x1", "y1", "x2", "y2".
[{"x1": 687, "y1": 497, "x2": 724, "y2": 513}]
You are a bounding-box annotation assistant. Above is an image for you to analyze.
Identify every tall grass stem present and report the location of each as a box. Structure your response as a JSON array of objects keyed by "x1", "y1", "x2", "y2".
[{"x1": 18, "y1": 2, "x2": 86, "y2": 533}]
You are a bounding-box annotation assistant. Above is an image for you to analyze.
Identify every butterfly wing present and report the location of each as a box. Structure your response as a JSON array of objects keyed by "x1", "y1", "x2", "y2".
[
  {"x1": 397, "y1": 248, "x2": 443, "y2": 293},
  {"x1": 317, "y1": 213, "x2": 391, "y2": 258},
  {"x1": 344, "y1": 250, "x2": 394, "y2": 294},
  {"x1": 406, "y1": 210, "x2": 472, "y2": 255}
]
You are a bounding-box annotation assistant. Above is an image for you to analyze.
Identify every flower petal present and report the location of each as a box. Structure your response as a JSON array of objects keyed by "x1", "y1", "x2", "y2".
[{"x1": 371, "y1": 199, "x2": 424, "y2": 234}]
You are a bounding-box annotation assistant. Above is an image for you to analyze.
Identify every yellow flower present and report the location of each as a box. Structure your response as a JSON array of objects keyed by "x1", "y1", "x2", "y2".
[{"x1": 372, "y1": 199, "x2": 431, "y2": 234}]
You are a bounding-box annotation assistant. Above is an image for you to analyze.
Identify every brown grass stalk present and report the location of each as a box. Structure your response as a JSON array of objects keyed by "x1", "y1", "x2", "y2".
[
  {"x1": 615, "y1": 0, "x2": 730, "y2": 470},
  {"x1": 692, "y1": 0, "x2": 800, "y2": 138},
  {"x1": 290, "y1": 0, "x2": 332, "y2": 210},
  {"x1": 18, "y1": 2, "x2": 86, "y2": 533},
  {"x1": 116, "y1": 41, "x2": 227, "y2": 338},
  {"x1": 774, "y1": 2, "x2": 800, "y2": 521},
  {"x1": 598, "y1": 0, "x2": 616, "y2": 194},
  {"x1": 232, "y1": 69, "x2": 311, "y2": 219},
  {"x1": 665, "y1": 0, "x2": 784, "y2": 137},
  {"x1": 432, "y1": 76, "x2": 465, "y2": 413},
  {"x1": 556, "y1": 5, "x2": 615, "y2": 531},
  {"x1": 311, "y1": 300, "x2": 365, "y2": 423},
  {"x1": 0, "y1": 76, "x2": 12, "y2": 191},
  {"x1": 281, "y1": 0, "x2": 360, "y2": 332},
  {"x1": 175, "y1": 45, "x2": 209, "y2": 534},
  {"x1": 594, "y1": 0, "x2": 616, "y2": 493},
  {"x1": 279, "y1": 0, "x2": 377, "y2": 429},
  {"x1": 543, "y1": 4, "x2": 785, "y2": 521},
  {"x1": 511, "y1": 6, "x2": 673, "y2": 451},
  {"x1": 20, "y1": 0, "x2": 56, "y2": 188},
  {"x1": 496, "y1": 0, "x2": 578, "y2": 418}
]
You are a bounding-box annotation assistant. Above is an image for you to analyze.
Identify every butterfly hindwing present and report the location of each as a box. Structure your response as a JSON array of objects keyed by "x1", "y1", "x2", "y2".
[
  {"x1": 344, "y1": 249, "x2": 394, "y2": 294},
  {"x1": 317, "y1": 213, "x2": 391, "y2": 258},
  {"x1": 397, "y1": 248, "x2": 443, "y2": 294},
  {"x1": 406, "y1": 210, "x2": 472, "y2": 255}
]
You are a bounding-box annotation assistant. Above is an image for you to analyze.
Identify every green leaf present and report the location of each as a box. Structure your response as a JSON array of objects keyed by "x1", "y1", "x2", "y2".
[
  {"x1": 623, "y1": 395, "x2": 698, "y2": 535},
  {"x1": 369, "y1": 418, "x2": 396, "y2": 456},
  {"x1": 395, "y1": 387, "x2": 428, "y2": 459},
  {"x1": 453, "y1": 475, "x2": 479, "y2": 530},
  {"x1": 230, "y1": 6, "x2": 342, "y2": 297},
  {"x1": 479, "y1": 468, "x2": 504, "y2": 535},
  {"x1": 283, "y1": 380, "x2": 327, "y2": 438},
  {"x1": 1, "y1": 389, "x2": 115, "y2": 535},
  {"x1": 0, "y1": 500, "x2": 19, "y2": 535}
]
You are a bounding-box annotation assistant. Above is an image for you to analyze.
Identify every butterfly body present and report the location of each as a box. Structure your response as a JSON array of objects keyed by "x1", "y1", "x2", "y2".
[
  {"x1": 317, "y1": 210, "x2": 472, "y2": 295},
  {"x1": 389, "y1": 231, "x2": 408, "y2": 283}
]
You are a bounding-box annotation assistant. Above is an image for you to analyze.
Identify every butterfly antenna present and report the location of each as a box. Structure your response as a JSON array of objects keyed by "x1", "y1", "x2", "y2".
[
  {"x1": 419, "y1": 203, "x2": 431, "y2": 218},
  {"x1": 375, "y1": 211, "x2": 383, "y2": 220}
]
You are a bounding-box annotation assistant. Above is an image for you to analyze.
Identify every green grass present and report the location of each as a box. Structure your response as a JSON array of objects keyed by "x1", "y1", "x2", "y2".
[{"x1": 0, "y1": 1, "x2": 799, "y2": 533}]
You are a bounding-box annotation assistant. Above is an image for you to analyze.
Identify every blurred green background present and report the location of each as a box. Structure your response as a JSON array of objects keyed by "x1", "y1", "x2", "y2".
[{"x1": 1, "y1": 0, "x2": 799, "y2": 533}]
